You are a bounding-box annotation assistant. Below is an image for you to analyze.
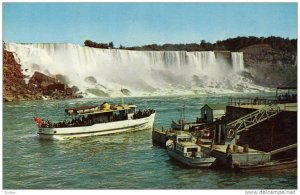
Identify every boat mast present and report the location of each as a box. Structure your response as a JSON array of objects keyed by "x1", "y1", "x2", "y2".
[
  {"x1": 121, "y1": 87, "x2": 124, "y2": 106},
  {"x1": 180, "y1": 105, "x2": 185, "y2": 131}
]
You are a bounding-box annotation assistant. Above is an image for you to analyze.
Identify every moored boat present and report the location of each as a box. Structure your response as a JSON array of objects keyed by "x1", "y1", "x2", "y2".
[
  {"x1": 166, "y1": 132, "x2": 216, "y2": 168},
  {"x1": 34, "y1": 102, "x2": 155, "y2": 140},
  {"x1": 233, "y1": 159, "x2": 297, "y2": 173}
]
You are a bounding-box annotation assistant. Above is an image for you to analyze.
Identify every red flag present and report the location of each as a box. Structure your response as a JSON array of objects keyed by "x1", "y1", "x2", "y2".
[{"x1": 33, "y1": 117, "x2": 43, "y2": 124}]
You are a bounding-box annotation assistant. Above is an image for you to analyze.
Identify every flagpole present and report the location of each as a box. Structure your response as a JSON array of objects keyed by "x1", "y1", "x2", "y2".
[{"x1": 121, "y1": 88, "x2": 124, "y2": 106}]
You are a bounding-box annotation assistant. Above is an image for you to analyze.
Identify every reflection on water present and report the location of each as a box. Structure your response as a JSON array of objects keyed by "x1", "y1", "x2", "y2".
[{"x1": 3, "y1": 95, "x2": 296, "y2": 189}]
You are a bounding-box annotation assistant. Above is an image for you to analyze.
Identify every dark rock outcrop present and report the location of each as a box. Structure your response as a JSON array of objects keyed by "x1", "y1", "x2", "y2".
[
  {"x1": 241, "y1": 44, "x2": 297, "y2": 87},
  {"x1": 3, "y1": 50, "x2": 27, "y2": 102},
  {"x1": 3, "y1": 49, "x2": 80, "y2": 102},
  {"x1": 55, "y1": 74, "x2": 70, "y2": 84},
  {"x1": 85, "y1": 88, "x2": 109, "y2": 97},
  {"x1": 121, "y1": 88, "x2": 131, "y2": 96},
  {"x1": 84, "y1": 76, "x2": 97, "y2": 84}
]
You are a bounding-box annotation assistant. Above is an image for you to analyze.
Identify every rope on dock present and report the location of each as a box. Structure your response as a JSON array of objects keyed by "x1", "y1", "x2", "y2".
[{"x1": 270, "y1": 144, "x2": 297, "y2": 155}]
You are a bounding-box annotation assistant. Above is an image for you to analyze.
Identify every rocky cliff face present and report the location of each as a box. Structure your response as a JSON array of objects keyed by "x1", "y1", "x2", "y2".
[
  {"x1": 3, "y1": 49, "x2": 26, "y2": 101},
  {"x1": 3, "y1": 49, "x2": 79, "y2": 102},
  {"x1": 241, "y1": 44, "x2": 297, "y2": 87}
]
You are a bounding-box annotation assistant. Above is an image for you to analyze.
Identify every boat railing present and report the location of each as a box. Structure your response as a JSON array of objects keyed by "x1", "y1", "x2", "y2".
[
  {"x1": 40, "y1": 109, "x2": 155, "y2": 128},
  {"x1": 132, "y1": 109, "x2": 155, "y2": 120},
  {"x1": 228, "y1": 97, "x2": 277, "y2": 106},
  {"x1": 226, "y1": 104, "x2": 281, "y2": 134}
]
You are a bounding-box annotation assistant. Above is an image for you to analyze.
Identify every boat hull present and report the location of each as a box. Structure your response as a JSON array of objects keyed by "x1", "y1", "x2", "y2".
[
  {"x1": 234, "y1": 159, "x2": 297, "y2": 173},
  {"x1": 167, "y1": 148, "x2": 216, "y2": 168},
  {"x1": 38, "y1": 113, "x2": 155, "y2": 140}
]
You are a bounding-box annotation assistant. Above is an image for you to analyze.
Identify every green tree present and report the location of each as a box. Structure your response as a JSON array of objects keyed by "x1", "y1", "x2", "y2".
[{"x1": 109, "y1": 42, "x2": 114, "y2": 49}]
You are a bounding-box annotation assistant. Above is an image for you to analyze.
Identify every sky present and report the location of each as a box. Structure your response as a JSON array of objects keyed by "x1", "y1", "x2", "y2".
[{"x1": 2, "y1": 2, "x2": 298, "y2": 47}]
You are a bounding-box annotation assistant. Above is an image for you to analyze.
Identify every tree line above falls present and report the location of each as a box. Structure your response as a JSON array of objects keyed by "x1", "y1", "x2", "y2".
[
  {"x1": 84, "y1": 36, "x2": 297, "y2": 54},
  {"x1": 84, "y1": 36, "x2": 297, "y2": 88}
]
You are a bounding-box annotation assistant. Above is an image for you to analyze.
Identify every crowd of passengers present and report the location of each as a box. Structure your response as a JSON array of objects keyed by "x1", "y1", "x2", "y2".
[
  {"x1": 132, "y1": 109, "x2": 155, "y2": 119},
  {"x1": 40, "y1": 109, "x2": 155, "y2": 128},
  {"x1": 40, "y1": 116, "x2": 94, "y2": 128},
  {"x1": 277, "y1": 93, "x2": 297, "y2": 103}
]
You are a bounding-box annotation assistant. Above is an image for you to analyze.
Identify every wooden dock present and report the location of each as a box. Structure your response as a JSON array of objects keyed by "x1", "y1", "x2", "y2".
[
  {"x1": 201, "y1": 144, "x2": 271, "y2": 168},
  {"x1": 152, "y1": 129, "x2": 175, "y2": 146}
]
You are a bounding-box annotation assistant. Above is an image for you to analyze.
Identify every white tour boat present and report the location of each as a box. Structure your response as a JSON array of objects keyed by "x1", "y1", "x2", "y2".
[
  {"x1": 166, "y1": 132, "x2": 216, "y2": 168},
  {"x1": 34, "y1": 102, "x2": 155, "y2": 140}
]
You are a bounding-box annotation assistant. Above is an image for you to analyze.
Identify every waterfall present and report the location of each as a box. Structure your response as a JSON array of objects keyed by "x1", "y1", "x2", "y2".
[
  {"x1": 5, "y1": 43, "x2": 266, "y2": 96},
  {"x1": 231, "y1": 52, "x2": 244, "y2": 72}
]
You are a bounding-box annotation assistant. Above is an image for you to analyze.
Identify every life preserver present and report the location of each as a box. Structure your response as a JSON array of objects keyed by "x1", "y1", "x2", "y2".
[
  {"x1": 166, "y1": 139, "x2": 174, "y2": 149},
  {"x1": 227, "y1": 129, "x2": 235, "y2": 138}
]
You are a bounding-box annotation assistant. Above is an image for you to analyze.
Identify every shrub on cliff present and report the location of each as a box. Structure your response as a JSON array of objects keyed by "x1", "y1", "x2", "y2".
[{"x1": 84, "y1": 40, "x2": 112, "y2": 49}]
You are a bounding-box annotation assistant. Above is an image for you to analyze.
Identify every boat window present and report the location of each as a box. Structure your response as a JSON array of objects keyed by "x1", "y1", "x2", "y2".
[
  {"x1": 204, "y1": 109, "x2": 207, "y2": 120},
  {"x1": 176, "y1": 145, "x2": 183, "y2": 152},
  {"x1": 118, "y1": 110, "x2": 127, "y2": 120},
  {"x1": 187, "y1": 148, "x2": 198, "y2": 152},
  {"x1": 129, "y1": 107, "x2": 136, "y2": 114},
  {"x1": 92, "y1": 113, "x2": 113, "y2": 123},
  {"x1": 178, "y1": 138, "x2": 191, "y2": 142}
]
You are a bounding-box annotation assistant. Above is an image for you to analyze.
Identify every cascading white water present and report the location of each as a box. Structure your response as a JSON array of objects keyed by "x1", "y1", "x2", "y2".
[
  {"x1": 5, "y1": 43, "x2": 266, "y2": 97},
  {"x1": 231, "y1": 52, "x2": 244, "y2": 72}
]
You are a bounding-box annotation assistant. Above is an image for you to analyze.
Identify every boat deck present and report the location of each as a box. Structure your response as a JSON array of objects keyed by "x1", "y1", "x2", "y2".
[
  {"x1": 230, "y1": 103, "x2": 297, "y2": 112},
  {"x1": 201, "y1": 144, "x2": 271, "y2": 168},
  {"x1": 202, "y1": 144, "x2": 260, "y2": 153},
  {"x1": 179, "y1": 142, "x2": 199, "y2": 147}
]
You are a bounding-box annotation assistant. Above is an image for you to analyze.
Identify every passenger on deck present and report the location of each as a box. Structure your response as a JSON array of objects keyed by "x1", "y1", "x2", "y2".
[{"x1": 226, "y1": 144, "x2": 232, "y2": 156}]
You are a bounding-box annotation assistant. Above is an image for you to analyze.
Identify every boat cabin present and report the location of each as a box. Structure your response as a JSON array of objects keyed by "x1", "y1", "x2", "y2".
[
  {"x1": 175, "y1": 131, "x2": 193, "y2": 143},
  {"x1": 65, "y1": 103, "x2": 137, "y2": 124},
  {"x1": 39, "y1": 102, "x2": 155, "y2": 129},
  {"x1": 172, "y1": 132, "x2": 200, "y2": 157},
  {"x1": 175, "y1": 142, "x2": 201, "y2": 157}
]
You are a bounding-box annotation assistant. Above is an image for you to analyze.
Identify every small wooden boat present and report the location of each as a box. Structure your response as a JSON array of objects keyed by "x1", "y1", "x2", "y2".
[
  {"x1": 234, "y1": 159, "x2": 297, "y2": 173},
  {"x1": 166, "y1": 132, "x2": 216, "y2": 168}
]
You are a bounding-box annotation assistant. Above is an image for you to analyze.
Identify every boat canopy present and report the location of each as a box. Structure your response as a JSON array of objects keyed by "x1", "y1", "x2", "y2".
[
  {"x1": 65, "y1": 105, "x2": 98, "y2": 115},
  {"x1": 65, "y1": 103, "x2": 137, "y2": 116}
]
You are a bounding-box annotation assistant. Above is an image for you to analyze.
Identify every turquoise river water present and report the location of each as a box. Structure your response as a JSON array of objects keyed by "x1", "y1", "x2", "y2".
[{"x1": 3, "y1": 94, "x2": 297, "y2": 189}]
